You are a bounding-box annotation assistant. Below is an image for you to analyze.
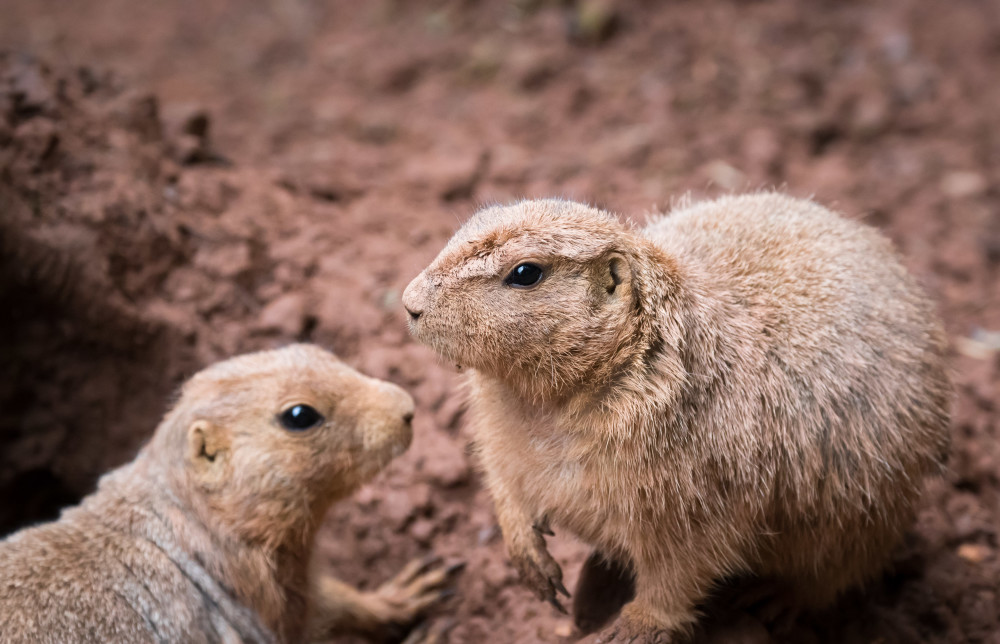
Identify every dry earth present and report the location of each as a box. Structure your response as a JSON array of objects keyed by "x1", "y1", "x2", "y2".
[{"x1": 1, "y1": 1, "x2": 998, "y2": 642}]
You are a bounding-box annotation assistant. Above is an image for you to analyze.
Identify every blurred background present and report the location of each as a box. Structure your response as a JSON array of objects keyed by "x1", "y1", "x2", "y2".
[{"x1": 0, "y1": 1, "x2": 997, "y2": 641}]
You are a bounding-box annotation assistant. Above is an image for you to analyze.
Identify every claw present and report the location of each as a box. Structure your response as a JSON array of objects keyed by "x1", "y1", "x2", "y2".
[
  {"x1": 417, "y1": 554, "x2": 444, "y2": 573},
  {"x1": 533, "y1": 521, "x2": 555, "y2": 537},
  {"x1": 404, "y1": 558, "x2": 464, "y2": 595},
  {"x1": 547, "y1": 596, "x2": 568, "y2": 615},
  {"x1": 398, "y1": 555, "x2": 445, "y2": 584}
]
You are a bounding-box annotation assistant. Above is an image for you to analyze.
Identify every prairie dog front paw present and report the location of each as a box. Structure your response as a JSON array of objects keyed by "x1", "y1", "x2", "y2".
[{"x1": 507, "y1": 520, "x2": 570, "y2": 612}]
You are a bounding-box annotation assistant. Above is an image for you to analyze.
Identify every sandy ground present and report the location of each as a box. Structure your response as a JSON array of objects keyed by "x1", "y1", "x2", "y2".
[{"x1": 1, "y1": 1, "x2": 999, "y2": 642}]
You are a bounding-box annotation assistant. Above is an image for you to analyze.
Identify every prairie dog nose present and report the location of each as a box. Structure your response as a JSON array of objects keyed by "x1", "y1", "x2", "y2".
[{"x1": 402, "y1": 274, "x2": 429, "y2": 321}]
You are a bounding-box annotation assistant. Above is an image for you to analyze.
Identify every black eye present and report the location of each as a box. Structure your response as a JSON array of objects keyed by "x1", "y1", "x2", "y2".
[
  {"x1": 278, "y1": 404, "x2": 324, "y2": 431},
  {"x1": 504, "y1": 263, "x2": 544, "y2": 288}
]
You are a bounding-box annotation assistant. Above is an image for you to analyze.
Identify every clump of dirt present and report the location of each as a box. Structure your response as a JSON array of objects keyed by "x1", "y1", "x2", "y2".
[{"x1": 0, "y1": 1, "x2": 998, "y2": 642}]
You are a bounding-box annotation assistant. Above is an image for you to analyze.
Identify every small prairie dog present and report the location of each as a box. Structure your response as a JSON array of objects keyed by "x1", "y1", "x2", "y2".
[
  {"x1": 402, "y1": 194, "x2": 950, "y2": 641},
  {"x1": 0, "y1": 344, "x2": 459, "y2": 644}
]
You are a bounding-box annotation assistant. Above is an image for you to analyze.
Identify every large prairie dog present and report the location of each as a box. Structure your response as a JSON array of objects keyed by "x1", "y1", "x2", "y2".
[
  {"x1": 402, "y1": 194, "x2": 950, "y2": 641},
  {"x1": 0, "y1": 344, "x2": 459, "y2": 643}
]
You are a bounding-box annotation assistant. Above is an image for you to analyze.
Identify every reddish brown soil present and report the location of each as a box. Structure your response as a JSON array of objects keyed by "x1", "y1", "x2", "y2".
[{"x1": 2, "y1": 2, "x2": 998, "y2": 642}]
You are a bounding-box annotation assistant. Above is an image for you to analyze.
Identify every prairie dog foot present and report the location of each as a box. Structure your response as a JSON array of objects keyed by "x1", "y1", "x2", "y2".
[
  {"x1": 311, "y1": 556, "x2": 463, "y2": 642},
  {"x1": 595, "y1": 625, "x2": 674, "y2": 644},
  {"x1": 368, "y1": 557, "x2": 464, "y2": 634},
  {"x1": 508, "y1": 519, "x2": 570, "y2": 612},
  {"x1": 594, "y1": 602, "x2": 695, "y2": 644}
]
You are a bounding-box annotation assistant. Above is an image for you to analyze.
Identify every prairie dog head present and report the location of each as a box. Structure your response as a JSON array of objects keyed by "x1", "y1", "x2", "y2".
[
  {"x1": 403, "y1": 199, "x2": 652, "y2": 401},
  {"x1": 151, "y1": 344, "x2": 414, "y2": 543}
]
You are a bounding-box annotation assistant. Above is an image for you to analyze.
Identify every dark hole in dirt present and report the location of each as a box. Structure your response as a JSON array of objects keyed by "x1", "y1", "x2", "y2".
[
  {"x1": 0, "y1": 235, "x2": 185, "y2": 535},
  {"x1": 0, "y1": 469, "x2": 77, "y2": 532}
]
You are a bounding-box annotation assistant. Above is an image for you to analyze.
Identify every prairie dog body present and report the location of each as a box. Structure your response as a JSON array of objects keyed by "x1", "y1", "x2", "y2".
[
  {"x1": 0, "y1": 344, "x2": 457, "y2": 643},
  {"x1": 403, "y1": 194, "x2": 950, "y2": 641}
]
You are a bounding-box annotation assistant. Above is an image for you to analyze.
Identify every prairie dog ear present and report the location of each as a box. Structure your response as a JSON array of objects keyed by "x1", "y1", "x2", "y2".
[
  {"x1": 187, "y1": 420, "x2": 231, "y2": 482},
  {"x1": 604, "y1": 252, "x2": 631, "y2": 294}
]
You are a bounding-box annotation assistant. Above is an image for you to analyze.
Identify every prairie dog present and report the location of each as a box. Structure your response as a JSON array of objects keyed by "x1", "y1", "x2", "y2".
[
  {"x1": 402, "y1": 194, "x2": 950, "y2": 641},
  {"x1": 0, "y1": 344, "x2": 459, "y2": 643}
]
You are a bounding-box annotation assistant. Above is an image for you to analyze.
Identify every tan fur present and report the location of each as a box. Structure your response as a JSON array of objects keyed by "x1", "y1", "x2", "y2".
[
  {"x1": 402, "y1": 194, "x2": 951, "y2": 640},
  {"x1": 0, "y1": 344, "x2": 456, "y2": 643}
]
